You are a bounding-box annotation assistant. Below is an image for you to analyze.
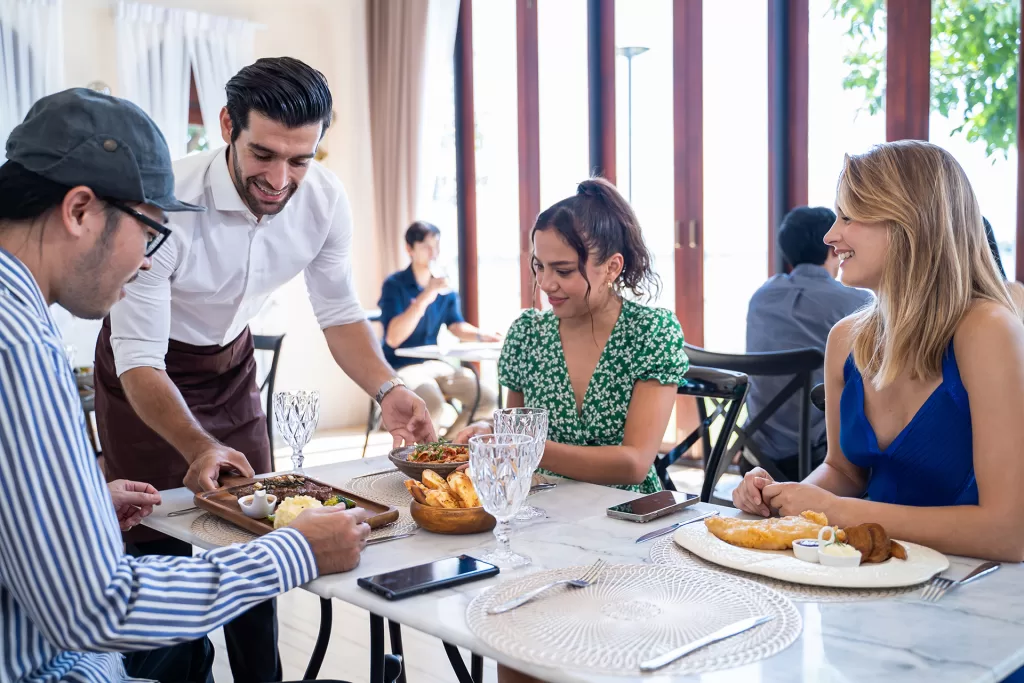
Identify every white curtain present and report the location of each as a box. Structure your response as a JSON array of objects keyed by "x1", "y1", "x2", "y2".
[
  {"x1": 115, "y1": 1, "x2": 191, "y2": 158},
  {"x1": 0, "y1": 0, "x2": 64, "y2": 158},
  {"x1": 414, "y1": 0, "x2": 461, "y2": 220},
  {"x1": 185, "y1": 11, "x2": 254, "y2": 135}
]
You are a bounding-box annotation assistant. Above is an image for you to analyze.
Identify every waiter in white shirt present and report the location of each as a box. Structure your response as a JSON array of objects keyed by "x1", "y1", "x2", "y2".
[{"x1": 93, "y1": 57, "x2": 434, "y2": 682}]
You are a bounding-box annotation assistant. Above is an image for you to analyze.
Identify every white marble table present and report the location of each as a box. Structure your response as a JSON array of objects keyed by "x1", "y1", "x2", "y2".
[
  {"x1": 394, "y1": 342, "x2": 503, "y2": 364},
  {"x1": 143, "y1": 456, "x2": 1024, "y2": 682}
]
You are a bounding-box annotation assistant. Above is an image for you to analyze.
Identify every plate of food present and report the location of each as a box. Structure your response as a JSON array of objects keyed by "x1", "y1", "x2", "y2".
[
  {"x1": 672, "y1": 510, "x2": 949, "y2": 588},
  {"x1": 405, "y1": 468, "x2": 495, "y2": 534},
  {"x1": 194, "y1": 474, "x2": 399, "y2": 536},
  {"x1": 389, "y1": 439, "x2": 469, "y2": 480}
]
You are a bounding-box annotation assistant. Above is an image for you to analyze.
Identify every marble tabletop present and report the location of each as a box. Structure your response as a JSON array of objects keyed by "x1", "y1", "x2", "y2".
[
  {"x1": 143, "y1": 456, "x2": 1024, "y2": 683},
  {"x1": 394, "y1": 342, "x2": 503, "y2": 363}
]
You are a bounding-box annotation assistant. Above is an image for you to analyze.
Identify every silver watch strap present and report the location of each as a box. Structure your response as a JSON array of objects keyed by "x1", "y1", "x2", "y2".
[{"x1": 375, "y1": 377, "x2": 406, "y2": 405}]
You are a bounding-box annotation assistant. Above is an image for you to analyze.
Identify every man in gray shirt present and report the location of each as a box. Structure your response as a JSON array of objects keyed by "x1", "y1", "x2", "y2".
[{"x1": 742, "y1": 206, "x2": 873, "y2": 480}]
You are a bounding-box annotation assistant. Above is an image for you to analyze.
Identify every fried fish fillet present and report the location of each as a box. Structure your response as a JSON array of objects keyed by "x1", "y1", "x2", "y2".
[{"x1": 705, "y1": 510, "x2": 830, "y2": 550}]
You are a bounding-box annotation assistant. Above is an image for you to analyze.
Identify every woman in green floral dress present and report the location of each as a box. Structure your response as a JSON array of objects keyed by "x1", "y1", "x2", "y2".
[{"x1": 455, "y1": 178, "x2": 688, "y2": 493}]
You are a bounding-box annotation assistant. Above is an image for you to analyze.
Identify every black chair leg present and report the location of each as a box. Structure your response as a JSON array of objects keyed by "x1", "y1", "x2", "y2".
[
  {"x1": 370, "y1": 614, "x2": 385, "y2": 683},
  {"x1": 442, "y1": 642, "x2": 476, "y2": 683},
  {"x1": 302, "y1": 598, "x2": 332, "y2": 680},
  {"x1": 700, "y1": 397, "x2": 745, "y2": 503},
  {"x1": 387, "y1": 620, "x2": 407, "y2": 683},
  {"x1": 471, "y1": 653, "x2": 484, "y2": 682}
]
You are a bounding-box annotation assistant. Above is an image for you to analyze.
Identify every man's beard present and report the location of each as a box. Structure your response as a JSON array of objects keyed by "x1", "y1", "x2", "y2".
[{"x1": 230, "y1": 144, "x2": 297, "y2": 217}]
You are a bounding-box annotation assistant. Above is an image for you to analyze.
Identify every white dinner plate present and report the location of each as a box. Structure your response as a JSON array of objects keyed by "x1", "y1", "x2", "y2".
[{"x1": 673, "y1": 522, "x2": 949, "y2": 588}]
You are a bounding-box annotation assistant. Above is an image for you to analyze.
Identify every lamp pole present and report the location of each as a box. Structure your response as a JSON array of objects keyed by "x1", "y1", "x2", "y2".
[{"x1": 615, "y1": 46, "x2": 649, "y2": 202}]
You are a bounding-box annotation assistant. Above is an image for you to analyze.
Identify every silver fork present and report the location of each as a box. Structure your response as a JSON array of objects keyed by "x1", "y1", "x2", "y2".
[
  {"x1": 921, "y1": 561, "x2": 1000, "y2": 602},
  {"x1": 488, "y1": 559, "x2": 607, "y2": 614}
]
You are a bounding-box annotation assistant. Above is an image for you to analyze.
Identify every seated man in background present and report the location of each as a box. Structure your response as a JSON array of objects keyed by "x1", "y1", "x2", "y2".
[
  {"x1": 743, "y1": 206, "x2": 872, "y2": 480},
  {"x1": 379, "y1": 221, "x2": 500, "y2": 434}
]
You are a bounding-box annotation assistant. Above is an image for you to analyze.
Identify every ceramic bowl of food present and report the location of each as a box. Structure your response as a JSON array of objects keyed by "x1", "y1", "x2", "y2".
[
  {"x1": 389, "y1": 441, "x2": 469, "y2": 481},
  {"x1": 791, "y1": 538, "x2": 821, "y2": 563},
  {"x1": 816, "y1": 526, "x2": 862, "y2": 567}
]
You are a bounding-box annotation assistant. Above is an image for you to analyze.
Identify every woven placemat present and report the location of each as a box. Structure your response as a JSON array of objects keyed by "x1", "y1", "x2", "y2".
[
  {"x1": 188, "y1": 509, "x2": 416, "y2": 547},
  {"x1": 466, "y1": 564, "x2": 801, "y2": 676},
  {"x1": 343, "y1": 470, "x2": 413, "y2": 508},
  {"x1": 649, "y1": 536, "x2": 921, "y2": 602}
]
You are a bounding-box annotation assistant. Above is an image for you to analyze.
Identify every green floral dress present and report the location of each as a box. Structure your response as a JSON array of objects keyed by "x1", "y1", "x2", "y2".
[{"x1": 498, "y1": 299, "x2": 689, "y2": 493}]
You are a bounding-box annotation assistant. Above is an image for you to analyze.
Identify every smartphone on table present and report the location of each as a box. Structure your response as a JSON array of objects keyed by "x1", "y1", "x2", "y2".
[
  {"x1": 357, "y1": 555, "x2": 499, "y2": 601},
  {"x1": 606, "y1": 490, "x2": 699, "y2": 523}
]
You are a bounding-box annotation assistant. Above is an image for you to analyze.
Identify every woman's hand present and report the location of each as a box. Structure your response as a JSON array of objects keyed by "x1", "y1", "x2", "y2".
[
  {"x1": 451, "y1": 421, "x2": 492, "y2": 444},
  {"x1": 761, "y1": 482, "x2": 843, "y2": 522},
  {"x1": 732, "y1": 467, "x2": 775, "y2": 517}
]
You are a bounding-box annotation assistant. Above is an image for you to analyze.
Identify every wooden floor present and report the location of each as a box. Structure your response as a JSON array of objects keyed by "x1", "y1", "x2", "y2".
[{"x1": 206, "y1": 428, "x2": 739, "y2": 682}]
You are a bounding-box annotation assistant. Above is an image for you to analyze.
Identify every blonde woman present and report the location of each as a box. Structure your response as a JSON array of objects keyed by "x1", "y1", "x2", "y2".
[{"x1": 733, "y1": 140, "x2": 1024, "y2": 563}]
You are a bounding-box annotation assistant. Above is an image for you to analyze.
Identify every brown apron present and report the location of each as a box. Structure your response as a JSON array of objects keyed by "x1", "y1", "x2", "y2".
[{"x1": 94, "y1": 318, "x2": 272, "y2": 543}]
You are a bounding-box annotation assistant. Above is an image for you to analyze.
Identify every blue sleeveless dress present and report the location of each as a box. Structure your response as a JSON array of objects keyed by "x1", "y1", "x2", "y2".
[
  {"x1": 839, "y1": 341, "x2": 978, "y2": 506},
  {"x1": 842, "y1": 344, "x2": 1024, "y2": 682}
]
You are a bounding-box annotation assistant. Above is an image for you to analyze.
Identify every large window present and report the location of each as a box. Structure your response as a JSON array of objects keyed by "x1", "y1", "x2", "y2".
[
  {"x1": 808, "y1": 0, "x2": 887, "y2": 209},
  {"x1": 418, "y1": 63, "x2": 461, "y2": 289},
  {"x1": 615, "y1": 0, "x2": 675, "y2": 312},
  {"x1": 929, "y1": 0, "x2": 1019, "y2": 279},
  {"x1": 472, "y1": 0, "x2": 522, "y2": 334},
  {"x1": 537, "y1": 0, "x2": 590, "y2": 210},
  {"x1": 703, "y1": 1, "x2": 770, "y2": 352}
]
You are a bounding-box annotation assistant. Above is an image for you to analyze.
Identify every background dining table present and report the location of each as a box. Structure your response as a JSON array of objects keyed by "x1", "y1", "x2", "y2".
[{"x1": 142, "y1": 455, "x2": 1024, "y2": 683}]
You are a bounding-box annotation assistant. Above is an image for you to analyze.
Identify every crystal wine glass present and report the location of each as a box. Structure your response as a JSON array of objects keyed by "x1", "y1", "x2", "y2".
[
  {"x1": 273, "y1": 390, "x2": 320, "y2": 472},
  {"x1": 469, "y1": 433, "x2": 537, "y2": 568},
  {"x1": 493, "y1": 407, "x2": 549, "y2": 522}
]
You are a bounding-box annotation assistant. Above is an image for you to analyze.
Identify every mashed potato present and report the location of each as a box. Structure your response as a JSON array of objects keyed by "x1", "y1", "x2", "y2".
[{"x1": 273, "y1": 495, "x2": 322, "y2": 529}]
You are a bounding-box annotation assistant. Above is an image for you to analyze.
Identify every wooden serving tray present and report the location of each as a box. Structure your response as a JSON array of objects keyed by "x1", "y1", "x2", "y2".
[{"x1": 194, "y1": 475, "x2": 399, "y2": 536}]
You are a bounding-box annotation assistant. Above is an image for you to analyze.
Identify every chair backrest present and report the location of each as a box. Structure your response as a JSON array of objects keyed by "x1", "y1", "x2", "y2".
[
  {"x1": 683, "y1": 343, "x2": 825, "y2": 482},
  {"x1": 683, "y1": 344, "x2": 824, "y2": 376},
  {"x1": 665, "y1": 365, "x2": 750, "y2": 500},
  {"x1": 253, "y1": 334, "x2": 286, "y2": 445}
]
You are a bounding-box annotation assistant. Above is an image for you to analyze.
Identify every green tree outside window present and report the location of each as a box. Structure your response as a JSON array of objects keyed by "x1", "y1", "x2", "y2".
[{"x1": 830, "y1": 0, "x2": 1020, "y2": 159}]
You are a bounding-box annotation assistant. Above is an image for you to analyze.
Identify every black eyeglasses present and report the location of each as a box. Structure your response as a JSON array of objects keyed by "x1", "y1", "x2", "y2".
[{"x1": 105, "y1": 199, "x2": 173, "y2": 257}]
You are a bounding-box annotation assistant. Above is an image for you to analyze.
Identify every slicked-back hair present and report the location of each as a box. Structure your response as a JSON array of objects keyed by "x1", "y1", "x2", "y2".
[{"x1": 225, "y1": 57, "x2": 333, "y2": 142}]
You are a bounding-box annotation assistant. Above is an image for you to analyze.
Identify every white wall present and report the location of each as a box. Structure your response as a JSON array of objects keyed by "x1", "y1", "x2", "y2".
[{"x1": 55, "y1": 0, "x2": 383, "y2": 430}]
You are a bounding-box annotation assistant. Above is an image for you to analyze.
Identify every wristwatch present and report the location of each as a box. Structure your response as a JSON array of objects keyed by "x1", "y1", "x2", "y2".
[{"x1": 374, "y1": 377, "x2": 406, "y2": 405}]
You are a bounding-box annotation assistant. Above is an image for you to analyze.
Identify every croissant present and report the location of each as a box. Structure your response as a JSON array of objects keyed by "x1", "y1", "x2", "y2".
[{"x1": 837, "y1": 523, "x2": 908, "y2": 563}]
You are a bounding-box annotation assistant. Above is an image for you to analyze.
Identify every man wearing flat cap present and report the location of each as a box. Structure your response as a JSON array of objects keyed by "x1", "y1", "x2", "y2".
[{"x1": 0, "y1": 88, "x2": 378, "y2": 683}]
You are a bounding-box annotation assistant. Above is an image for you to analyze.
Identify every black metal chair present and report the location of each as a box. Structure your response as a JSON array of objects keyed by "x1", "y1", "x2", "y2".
[
  {"x1": 253, "y1": 334, "x2": 285, "y2": 446},
  {"x1": 656, "y1": 365, "x2": 749, "y2": 502},
  {"x1": 683, "y1": 343, "x2": 825, "y2": 484}
]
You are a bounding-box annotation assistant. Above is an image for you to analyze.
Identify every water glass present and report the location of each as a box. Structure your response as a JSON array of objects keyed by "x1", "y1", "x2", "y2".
[
  {"x1": 273, "y1": 390, "x2": 320, "y2": 472},
  {"x1": 493, "y1": 408, "x2": 549, "y2": 521},
  {"x1": 468, "y1": 433, "x2": 537, "y2": 568}
]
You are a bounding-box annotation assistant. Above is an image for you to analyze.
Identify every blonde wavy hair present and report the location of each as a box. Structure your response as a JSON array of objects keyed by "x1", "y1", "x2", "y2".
[{"x1": 838, "y1": 140, "x2": 1013, "y2": 389}]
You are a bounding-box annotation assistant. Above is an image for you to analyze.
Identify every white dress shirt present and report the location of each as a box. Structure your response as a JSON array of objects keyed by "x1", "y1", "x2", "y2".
[{"x1": 110, "y1": 146, "x2": 365, "y2": 376}]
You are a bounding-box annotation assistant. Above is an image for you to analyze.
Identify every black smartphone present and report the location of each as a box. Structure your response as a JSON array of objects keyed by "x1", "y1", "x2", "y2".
[
  {"x1": 606, "y1": 490, "x2": 699, "y2": 523},
  {"x1": 357, "y1": 555, "x2": 500, "y2": 600}
]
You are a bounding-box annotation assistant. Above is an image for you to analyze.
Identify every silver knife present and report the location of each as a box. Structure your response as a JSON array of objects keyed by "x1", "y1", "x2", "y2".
[
  {"x1": 639, "y1": 615, "x2": 774, "y2": 672},
  {"x1": 635, "y1": 511, "x2": 719, "y2": 543},
  {"x1": 367, "y1": 532, "x2": 416, "y2": 546}
]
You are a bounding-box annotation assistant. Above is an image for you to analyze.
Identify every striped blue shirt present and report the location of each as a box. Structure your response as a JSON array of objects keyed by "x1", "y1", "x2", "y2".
[{"x1": 0, "y1": 248, "x2": 319, "y2": 683}]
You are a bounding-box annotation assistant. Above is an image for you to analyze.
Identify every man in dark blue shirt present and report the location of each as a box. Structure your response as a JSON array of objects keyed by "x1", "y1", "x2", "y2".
[
  {"x1": 743, "y1": 206, "x2": 873, "y2": 480},
  {"x1": 379, "y1": 222, "x2": 500, "y2": 433}
]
